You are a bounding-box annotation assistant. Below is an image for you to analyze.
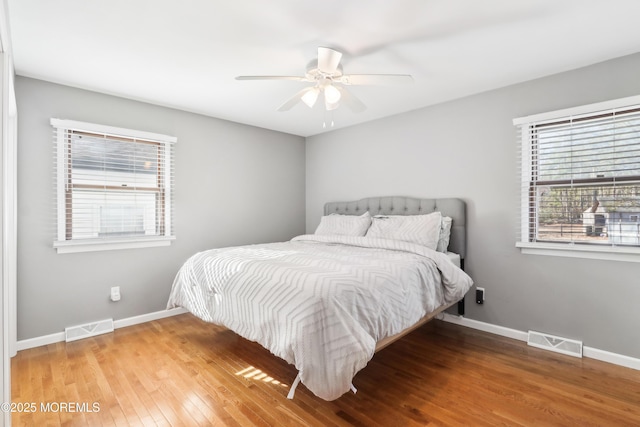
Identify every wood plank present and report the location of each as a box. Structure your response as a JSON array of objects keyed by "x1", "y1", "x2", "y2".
[{"x1": 10, "y1": 314, "x2": 640, "y2": 426}]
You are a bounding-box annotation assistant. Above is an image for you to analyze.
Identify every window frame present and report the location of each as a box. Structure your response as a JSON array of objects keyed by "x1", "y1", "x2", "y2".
[
  {"x1": 514, "y1": 94, "x2": 640, "y2": 263},
  {"x1": 51, "y1": 119, "x2": 176, "y2": 254}
]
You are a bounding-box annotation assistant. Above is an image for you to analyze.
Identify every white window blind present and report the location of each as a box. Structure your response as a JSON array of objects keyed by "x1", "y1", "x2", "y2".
[
  {"x1": 515, "y1": 98, "x2": 640, "y2": 251},
  {"x1": 51, "y1": 119, "x2": 176, "y2": 253}
]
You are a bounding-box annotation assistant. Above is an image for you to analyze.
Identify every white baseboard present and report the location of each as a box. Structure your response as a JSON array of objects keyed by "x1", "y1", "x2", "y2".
[
  {"x1": 440, "y1": 313, "x2": 529, "y2": 342},
  {"x1": 583, "y1": 346, "x2": 640, "y2": 371},
  {"x1": 440, "y1": 313, "x2": 640, "y2": 371},
  {"x1": 113, "y1": 307, "x2": 188, "y2": 329},
  {"x1": 15, "y1": 307, "x2": 188, "y2": 352}
]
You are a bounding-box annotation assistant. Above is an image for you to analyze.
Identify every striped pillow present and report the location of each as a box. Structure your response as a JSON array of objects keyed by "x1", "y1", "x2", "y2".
[
  {"x1": 314, "y1": 212, "x2": 372, "y2": 236},
  {"x1": 366, "y1": 212, "x2": 442, "y2": 250}
]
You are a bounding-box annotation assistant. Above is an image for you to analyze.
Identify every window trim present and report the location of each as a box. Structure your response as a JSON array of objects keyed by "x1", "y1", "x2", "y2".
[
  {"x1": 514, "y1": 94, "x2": 640, "y2": 262},
  {"x1": 516, "y1": 241, "x2": 640, "y2": 263},
  {"x1": 513, "y1": 94, "x2": 640, "y2": 127},
  {"x1": 54, "y1": 236, "x2": 176, "y2": 254},
  {"x1": 51, "y1": 119, "x2": 176, "y2": 254}
]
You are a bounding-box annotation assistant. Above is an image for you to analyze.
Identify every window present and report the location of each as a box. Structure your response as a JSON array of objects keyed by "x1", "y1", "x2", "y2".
[
  {"x1": 514, "y1": 96, "x2": 640, "y2": 261},
  {"x1": 52, "y1": 119, "x2": 176, "y2": 253}
]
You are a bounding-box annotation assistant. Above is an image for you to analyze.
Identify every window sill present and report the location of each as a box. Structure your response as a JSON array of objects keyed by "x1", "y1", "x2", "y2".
[
  {"x1": 516, "y1": 241, "x2": 640, "y2": 263},
  {"x1": 54, "y1": 236, "x2": 175, "y2": 254}
]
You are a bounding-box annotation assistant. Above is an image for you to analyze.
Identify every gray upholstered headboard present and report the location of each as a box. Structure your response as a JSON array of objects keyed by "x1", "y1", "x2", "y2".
[{"x1": 324, "y1": 196, "x2": 466, "y2": 259}]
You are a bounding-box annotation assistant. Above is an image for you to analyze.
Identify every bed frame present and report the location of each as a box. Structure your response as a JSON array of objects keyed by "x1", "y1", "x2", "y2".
[{"x1": 323, "y1": 196, "x2": 467, "y2": 352}]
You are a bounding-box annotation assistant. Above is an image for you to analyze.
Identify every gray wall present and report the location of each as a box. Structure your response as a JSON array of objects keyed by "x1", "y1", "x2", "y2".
[
  {"x1": 16, "y1": 77, "x2": 305, "y2": 340},
  {"x1": 306, "y1": 52, "x2": 640, "y2": 359}
]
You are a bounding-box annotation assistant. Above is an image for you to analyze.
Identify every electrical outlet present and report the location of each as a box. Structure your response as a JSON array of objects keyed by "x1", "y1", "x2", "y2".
[
  {"x1": 475, "y1": 287, "x2": 485, "y2": 304},
  {"x1": 110, "y1": 286, "x2": 121, "y2": 302}
]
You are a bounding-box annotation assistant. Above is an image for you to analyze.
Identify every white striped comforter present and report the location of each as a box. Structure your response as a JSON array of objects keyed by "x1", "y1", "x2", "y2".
[{"x1": 167, "y1": 234, "x2": 473, "y2": 400}]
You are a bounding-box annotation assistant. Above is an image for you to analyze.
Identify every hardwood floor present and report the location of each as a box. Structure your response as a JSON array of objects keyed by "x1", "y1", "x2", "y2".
[{"x1": 11, "y1": 314, "x2": 640, "y2": 426}]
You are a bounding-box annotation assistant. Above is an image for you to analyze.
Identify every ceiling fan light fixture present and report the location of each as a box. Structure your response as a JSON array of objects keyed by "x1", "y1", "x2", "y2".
[
  {"x1": 301, "y1": 87, "x2": 320, "y2": 108},
  {"x1": 324, "y1": 84, "x2": 341, "y2": 105},
  {"x1": 325, "y1": 99, "x2": 340, "y2": 111}
]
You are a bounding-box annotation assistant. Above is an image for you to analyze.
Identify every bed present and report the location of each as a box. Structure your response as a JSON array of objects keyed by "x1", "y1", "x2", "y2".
[{"x1": 167, "y1": 196, "x2": 473, "y2": 401}]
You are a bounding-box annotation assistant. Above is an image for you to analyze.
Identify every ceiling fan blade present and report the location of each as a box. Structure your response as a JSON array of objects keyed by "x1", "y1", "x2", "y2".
[
  {"x1": 235, "y1": 75, "x2": 308, "y2": 81},
  {"x1": 317, "y1": 47, "x2": 342, "y2": 74},
  {"x1": 277, "y1": 87, "x2": 318, "y2": 112},
  {"x1": 338, "y1": 74, "x2": 414, "y2": 86},
  {"x1": 336, "y1": 87, "x2": 366, "y2": 113}
]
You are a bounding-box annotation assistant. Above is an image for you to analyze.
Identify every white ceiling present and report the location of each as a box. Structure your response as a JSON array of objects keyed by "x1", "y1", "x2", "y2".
[{"x1": 7, "y1": 0, "x2": 640, "y2": 137}]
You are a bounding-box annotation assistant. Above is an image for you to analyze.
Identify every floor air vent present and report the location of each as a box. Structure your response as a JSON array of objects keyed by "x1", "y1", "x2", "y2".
[
  {"x1": 65, "y1": 318, "x2": 114, "y2": 342},
  {"x1": 527, "y1": 330, "x2": 583, "y2": 358}
]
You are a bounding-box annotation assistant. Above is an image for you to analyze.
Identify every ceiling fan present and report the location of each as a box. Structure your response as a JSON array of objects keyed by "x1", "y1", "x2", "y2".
[{"x1": 236, "y1": 47, "x2": 413, "y2": 113}]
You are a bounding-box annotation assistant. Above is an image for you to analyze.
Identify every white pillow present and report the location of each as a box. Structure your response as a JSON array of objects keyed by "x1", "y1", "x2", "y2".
[
  {"x1": 366, "y1": 211, "x2": 442, "y2": 250},
  {"x1": 437, "y1": 216, "x2": 453, "y2": 253},
  {"x1": 314, "y1": 212, "x2": 372, "y2": 236}
]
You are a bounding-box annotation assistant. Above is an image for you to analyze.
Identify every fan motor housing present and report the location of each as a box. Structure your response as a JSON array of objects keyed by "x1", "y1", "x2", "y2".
[{"x1": 306, "y1": 60, "x2": 343, "y2": 80}]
